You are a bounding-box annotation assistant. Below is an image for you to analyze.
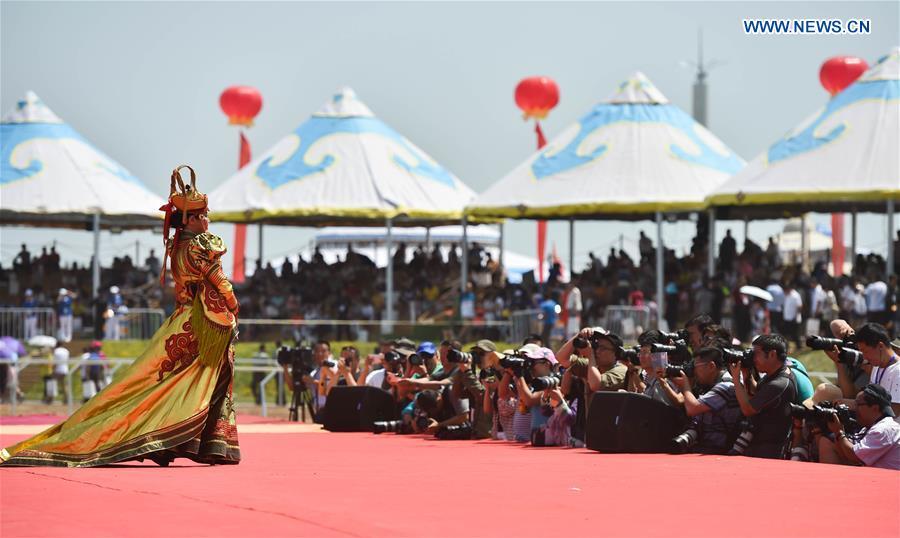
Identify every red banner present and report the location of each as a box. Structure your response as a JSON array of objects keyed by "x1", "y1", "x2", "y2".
[
  {"x1": 232, "y1": 132, "x2": 252, "y2": 283},
  {"x1": 831, "y1": 213, "x2": 845, "y2": 276},
  {"x1": 536, "y1": 121, "x2": 547, "y2": 282}
]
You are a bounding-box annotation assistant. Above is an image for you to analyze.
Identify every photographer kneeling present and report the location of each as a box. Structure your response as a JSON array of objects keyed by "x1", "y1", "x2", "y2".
[
  {"x1": 670, "y1": 345, "x2": 743, "y2": 454},
  {"x1": 816, "y1": 384, "x2": 900, "y2": 470}
]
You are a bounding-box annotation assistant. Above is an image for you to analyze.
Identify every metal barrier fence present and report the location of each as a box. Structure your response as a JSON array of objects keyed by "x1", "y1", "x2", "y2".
[
  {"x1": 602, "y1": 306, "x2": 652, "y2": 344},
  {"x1": 508, "y1": 309, "x2": 541, "y2": 345},
  {"x1": 118, "y1": 308, "x2": 166, "y2": 340},
  {"x1": 0, "y1": 307, "x2": 57, "y2": 341}
]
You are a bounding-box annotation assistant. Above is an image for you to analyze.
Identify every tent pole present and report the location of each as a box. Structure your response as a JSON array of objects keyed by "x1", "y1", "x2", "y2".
[
  {"x1": 888, "y1": 200, "x2": 895, "y2": 277},
  {"x1": 386, "y1": 218, "x2": 394, "y2": 327},
  {"x1": 743, "y1": 218, "x2": 749, "y2": 253},
  {"x1": 461, "y1": 217, "x2": 468, "y2": 294},
  {"x1": 569, "y1": 218, "x2": 575, "y2": 281},
  {"x1": 851, "y1": 210, "x2": 858, "y2": 274},
  {"x1": 800, "y1": 214, "x2": 808, "y2": 271},
  {"x1": 655, "y1": 211, "x2": 664, "y2": 329},
  {"x1": 258, "y1": 224, "x2": 264, "y2": 266},
  {"x1": 425, "y1": 227, "x2": 431, "y2": 251},
  {"x1": 707, "y1": 209, "x2": 715, "y2": 278},
  {"x1": 92, "y1": 212, "x2": 101, "y2": 301},
  {"x1": 498, "y1": 222, "x2": 504, "y2": 272}
]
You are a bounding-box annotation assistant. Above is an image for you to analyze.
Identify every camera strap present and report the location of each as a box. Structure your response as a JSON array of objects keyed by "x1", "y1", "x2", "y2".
[{"x1": 872, "y1": 358, "x2": 896, "y2": 386}]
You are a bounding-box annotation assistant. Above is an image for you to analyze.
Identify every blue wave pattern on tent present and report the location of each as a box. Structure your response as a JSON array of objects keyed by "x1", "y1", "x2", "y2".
[
  {"x1": 255, "y1": 116, "x2": 455, "y2": 189},
  {"x1": 0, "y1": 123, "x2": 144, "y2": 188},
  {"x1": 767, "y1": 78, "x2": 900, "y2": 164},
  {"x1": 531, "y1": 104, "x2": 743, "y2": 179}
]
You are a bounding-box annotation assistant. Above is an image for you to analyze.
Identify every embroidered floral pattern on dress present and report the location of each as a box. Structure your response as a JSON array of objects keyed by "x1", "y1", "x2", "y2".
[{"x1": 203, "y1": 285, "x2": 228, "y2": 314}]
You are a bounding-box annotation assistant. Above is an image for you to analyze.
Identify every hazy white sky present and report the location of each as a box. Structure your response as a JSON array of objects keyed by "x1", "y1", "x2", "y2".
[{"x1": 2, "y1": 1, "x2": 897, "y2": 273}]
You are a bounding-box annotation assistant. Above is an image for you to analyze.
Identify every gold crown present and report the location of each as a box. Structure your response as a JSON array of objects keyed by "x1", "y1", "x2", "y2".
[{"x1": 168, "y1": 165, "x2": 208, "y2": 213}]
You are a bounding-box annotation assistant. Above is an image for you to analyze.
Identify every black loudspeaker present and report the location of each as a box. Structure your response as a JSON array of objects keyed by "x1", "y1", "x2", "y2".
[
  {"x1": 585, "y1": 392, "x2": 685, "y2": 453},
  {"x1": 323, "y1": 386, "x2": 398, "y2": 432}
]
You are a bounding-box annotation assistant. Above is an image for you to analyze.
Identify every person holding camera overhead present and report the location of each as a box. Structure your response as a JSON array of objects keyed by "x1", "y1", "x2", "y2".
[{"x1": 730, "y1": 334, "x2": 798, "y2": 459}]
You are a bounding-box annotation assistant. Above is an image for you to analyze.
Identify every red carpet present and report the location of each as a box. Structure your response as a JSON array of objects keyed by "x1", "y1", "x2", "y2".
[{"x1": 1, "y1": 426, "x2": 898, "y2": 538}]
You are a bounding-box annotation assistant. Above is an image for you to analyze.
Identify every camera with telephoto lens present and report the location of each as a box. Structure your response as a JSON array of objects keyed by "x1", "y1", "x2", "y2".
[
  {"x1": 573, "y1": 336, "x2": 591, "y2": 350},
  {"x1": 662, "y1": 329, "x2": 690, "y2": 343},
  {"x1": 729, "y1": 420, "x2": 755, "y2": 455},
  {"x1": 531, "y1": 375, "x2": 560, "y2": 391},
  {"x1": 499, "y1": 355, "x2": 527, "y2": 377},
  {"x1": 665, "y1": 361, "x2": 695, "y2": 379},
  {"x1": 620, "y1": 346, "x2": 640, "y2": 366},
  {"x1": 446, "y1": 348, "x2": 472, "y2": 364},
  {"x1": 790, "y1": 401, "x2": 858, "y2": 432},
  {"x1": 435, "y1": 422, "x2": 473, "y2": 440},
  {"x1": 722, "y1": 347, "x2": 754, "y2": 369},
  {"x1": 805, "y1": 336, "x2": 865, "y2": 369},
  {"x1": 671, "y1": 426, "x2": 700, "y2": 453},
  {"x1": 323, "y1": 359, "x2": 337, "y2": 368},
  {"x1": 277, "y1": 343, "x2": 315, "y2": 377},
  {"x1": 408, "y1": 353, "x2": 424, "y2": 366},
  {"x1": 372, "y1": 420, "x2": 412, "y2": 434},
  {"x1": 650, "y1": 341, "x2": 691, "y2": 365}
]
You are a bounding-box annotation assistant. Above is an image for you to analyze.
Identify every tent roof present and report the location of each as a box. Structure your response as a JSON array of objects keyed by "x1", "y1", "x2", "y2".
[
  {"x1": 466, "y1": 72, "x2": 745, "y2": 221},
  {"x1": 0, "y1": 92, "x2": 164, "y2": 229},
  {"x1": 707, "y1": 47, "x2": 900, "y2": 219},
  {"x1": 313, "y1": 224, "x2": 499, "y2": 247},
  {"x1": 209, "y1": 87, "x2": 481, "y2": 227}
]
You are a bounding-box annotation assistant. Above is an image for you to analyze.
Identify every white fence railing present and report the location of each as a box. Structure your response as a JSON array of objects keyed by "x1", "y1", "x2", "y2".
[
  {"x1": 0, "y1": 307, "x2": 57, "y2": 341},
  {"x1": 115, "y1": 308, "x2": 166, "y2": 340},
  {"x1": 602, "y1": 306, "x2": 652, "y2": 344}
]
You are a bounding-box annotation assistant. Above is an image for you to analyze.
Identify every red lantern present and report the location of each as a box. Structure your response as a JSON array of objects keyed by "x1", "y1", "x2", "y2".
[
  {"x1": 819, "y1": 56, "x2": 868, "y2": 96},
  {"x1": 219, "y1": 86, "x2": 263, "y2": 126},
  {"x1": 514, "y1": 76, "x2": 559, "y2": 120}
]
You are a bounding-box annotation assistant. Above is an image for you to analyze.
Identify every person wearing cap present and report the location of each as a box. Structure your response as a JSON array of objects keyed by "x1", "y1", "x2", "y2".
[
  {"x1": 850, "y1": 323, "x2": 900, "y2": 420},
  {"x1": 557, "y1": 327, "x2": 628, "y2": 414},
  {"x1": 506, "y1": 345, "x2": 559, "y2": 443},
  {"x1": 22, "y1": 289, "x2": 38, "y2": 341},
  {"x1": 815, "y1": 384, "x2": 900, "y2": 470},
  {"x1": 415, "y1": 342, "x2": 438, "y2": 375},
  {"x1": 56, "y1": 288, "x2": 74, "y2": 343}
]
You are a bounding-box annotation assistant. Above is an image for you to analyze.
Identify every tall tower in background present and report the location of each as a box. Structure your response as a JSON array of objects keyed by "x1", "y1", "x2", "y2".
[{"x1": 692, "y1": 29, "x2": 708, "y2": 127}]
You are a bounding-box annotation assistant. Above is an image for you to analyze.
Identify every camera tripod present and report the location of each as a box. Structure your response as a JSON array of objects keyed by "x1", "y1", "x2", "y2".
[{"x1": 288, "y1": 373, "x2": 317, "y2": 422}]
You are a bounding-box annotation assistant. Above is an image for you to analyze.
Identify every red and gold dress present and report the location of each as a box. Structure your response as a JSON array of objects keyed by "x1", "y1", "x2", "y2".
[{"x1": 1, "y1": 168, "x2": 240, "y2": 467}]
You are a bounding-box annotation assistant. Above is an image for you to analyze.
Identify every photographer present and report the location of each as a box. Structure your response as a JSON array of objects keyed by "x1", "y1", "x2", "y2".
[
  {"x1": 815, "y1": 384, "x2": 899, "y2": 469},
  {"x1": 807, "y1": 320, "x2": 870, "y2": 405},
  {"x1": 670, "y1": 345, "x2": 743, "y2": 454},
  {"x1": 730, "y1": 334, "x2": 797, "y2": 459},
  {"x1": 852, "y1": 323, "x2": 900, "y2": 419},
  {"x1": 504, "y1": 345, "x2": 560, "y2": 444},
  {"x1": 324, "y1": 346, "x2": 366, "y2": 394},
  {"x1": 626, "y1": 330, "x2": 683, "y2": 407},
  {"x1": 409, "y1": 388, "x2": 470, "y2": 435},
  {"x1": 556, "y1": 327, "x2": 628, "y2": 413},
  {"x1": 685, "y1": 314, "x2": 714, "y2": 351}
]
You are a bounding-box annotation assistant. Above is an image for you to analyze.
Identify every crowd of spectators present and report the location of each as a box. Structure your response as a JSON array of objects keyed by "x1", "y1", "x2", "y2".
[{"x1": 2, "y1": 226, "x2": 898, "y2": 346}]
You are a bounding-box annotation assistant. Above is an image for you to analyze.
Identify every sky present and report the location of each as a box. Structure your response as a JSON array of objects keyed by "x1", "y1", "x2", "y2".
[{"x1": 1, "y1": 1, "x2": 898, "y2": 275}]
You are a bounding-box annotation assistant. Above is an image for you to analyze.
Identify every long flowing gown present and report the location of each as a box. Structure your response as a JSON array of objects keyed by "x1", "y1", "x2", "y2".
[{"x1": 1, "y1": 230, "x2": 240, "y2": 467}]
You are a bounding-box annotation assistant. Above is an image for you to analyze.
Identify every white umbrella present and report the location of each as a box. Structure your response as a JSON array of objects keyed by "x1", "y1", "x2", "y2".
[
  {"x1": 27, "y1": 335, "x2": 58, "y2": 348},
  {"x1": 739, "y1": 286, "x2": 774, "y2": 303}
]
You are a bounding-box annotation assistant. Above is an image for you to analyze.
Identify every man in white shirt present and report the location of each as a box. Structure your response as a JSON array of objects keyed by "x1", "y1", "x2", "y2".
[
  {"x1": 782, "y1": 283, "x2": 803, "y2": 349},
  {"x1": 853, "y1": 323, "x2": 900, "y2": 421},
  {"x1": 766, "y1": 281, "x2": 785, "y2": 334},
  {"x1": 864, "y1": 280, "x2": 888, "y2": 325},
  {"x1": 565, "y1": 282, "x2": 583, "y2": 338},
  {"x1": 818, "y1": 384, "x2": 899, "y2": 470},
  {"x1": 51, "y1": 343, "x2": 70, "y2": 403}
]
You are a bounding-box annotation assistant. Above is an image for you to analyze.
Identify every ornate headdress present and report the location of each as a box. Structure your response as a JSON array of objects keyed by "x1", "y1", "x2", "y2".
[{"x1": 159, "y1": 165, "x2": 208, "y2": 285}]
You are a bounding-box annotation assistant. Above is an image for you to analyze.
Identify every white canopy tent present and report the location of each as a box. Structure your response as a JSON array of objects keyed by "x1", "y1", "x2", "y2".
[
  {"x1": 467, "y1": 72, "x2": 745, "y2": 326},
  {"x1": 313, "y1": 224, "x2": 499, "y2": 248},
  {"x1": 0, "y1": 92, "x2": 164, "y2": 298},
  {"x1": 209, "y1": 87, "x2": 482, "y2": 322},
  {"x1": 707, "y1": 47, "x2": 900, "y2": 272}
]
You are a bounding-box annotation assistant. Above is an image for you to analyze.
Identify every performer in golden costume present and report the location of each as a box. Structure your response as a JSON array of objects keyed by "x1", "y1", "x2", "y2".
[{"x1": 1, "y1": 166, "x2": 240, "y2": 467}]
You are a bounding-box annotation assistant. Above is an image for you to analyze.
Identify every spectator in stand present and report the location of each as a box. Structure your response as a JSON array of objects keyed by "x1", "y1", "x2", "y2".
[
  {"x1": 22, "y1": 289, "x2": 38, "y2": 340},
  {"x1": 782, "y1": 282, "x2": 803, "y2": 350},
  {"x1": 51, "y1": 342, "x2": 70, "y2": 403},
  {"x1": 719, "y1": 229, "x2": 737, "y2": 271},
  {"x1": 766, "y1": 279, "x2": 785, "y2": 335},
  {"x1": 865, "y1": 278, "x2": 889, "y2": 325},
  {"x1": 564, "y1": 281, "x2": 582, "y2": 338},
  {"x1": 57, "y1": 288, "x2": 74, "y2": 343}
]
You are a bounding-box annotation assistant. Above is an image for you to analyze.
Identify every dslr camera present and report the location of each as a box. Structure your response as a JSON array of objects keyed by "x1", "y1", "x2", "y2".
[
  {"x1": 620, "y1": 345, "x2": 640, "y2": 366},
  {"x1": 722, "y1": 347, "x2": 754, "y2": 369},
  {"x1": 664, "y1": 361, "x2": 695, "y2": 379},
  {"x1": 789, "y1": 401, "x2": 859, "y2": 433},
  {"x1": 531, "y1": 375, "x2": 560, "y2": 391},
  {"x1": 662, "y1": 329, "x2": 690, "y2": 343},
  {"x1": 499, "y1": 355, "x2": 527, "y2": 378},
  {"x1": 650, "y1": 341, "x2": 692, "y2": 365},
  {"x1": 446, "y1": 348, "x2": 472, "y2": 364},
  {"x1": 805, "y1": 335, "x2": 865, "y2": 369}
]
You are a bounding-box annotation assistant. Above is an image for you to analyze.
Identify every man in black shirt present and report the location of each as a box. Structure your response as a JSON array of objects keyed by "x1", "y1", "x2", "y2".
[{"x1": 730, "y1": 334, "x2": 797, "y2": 459}]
